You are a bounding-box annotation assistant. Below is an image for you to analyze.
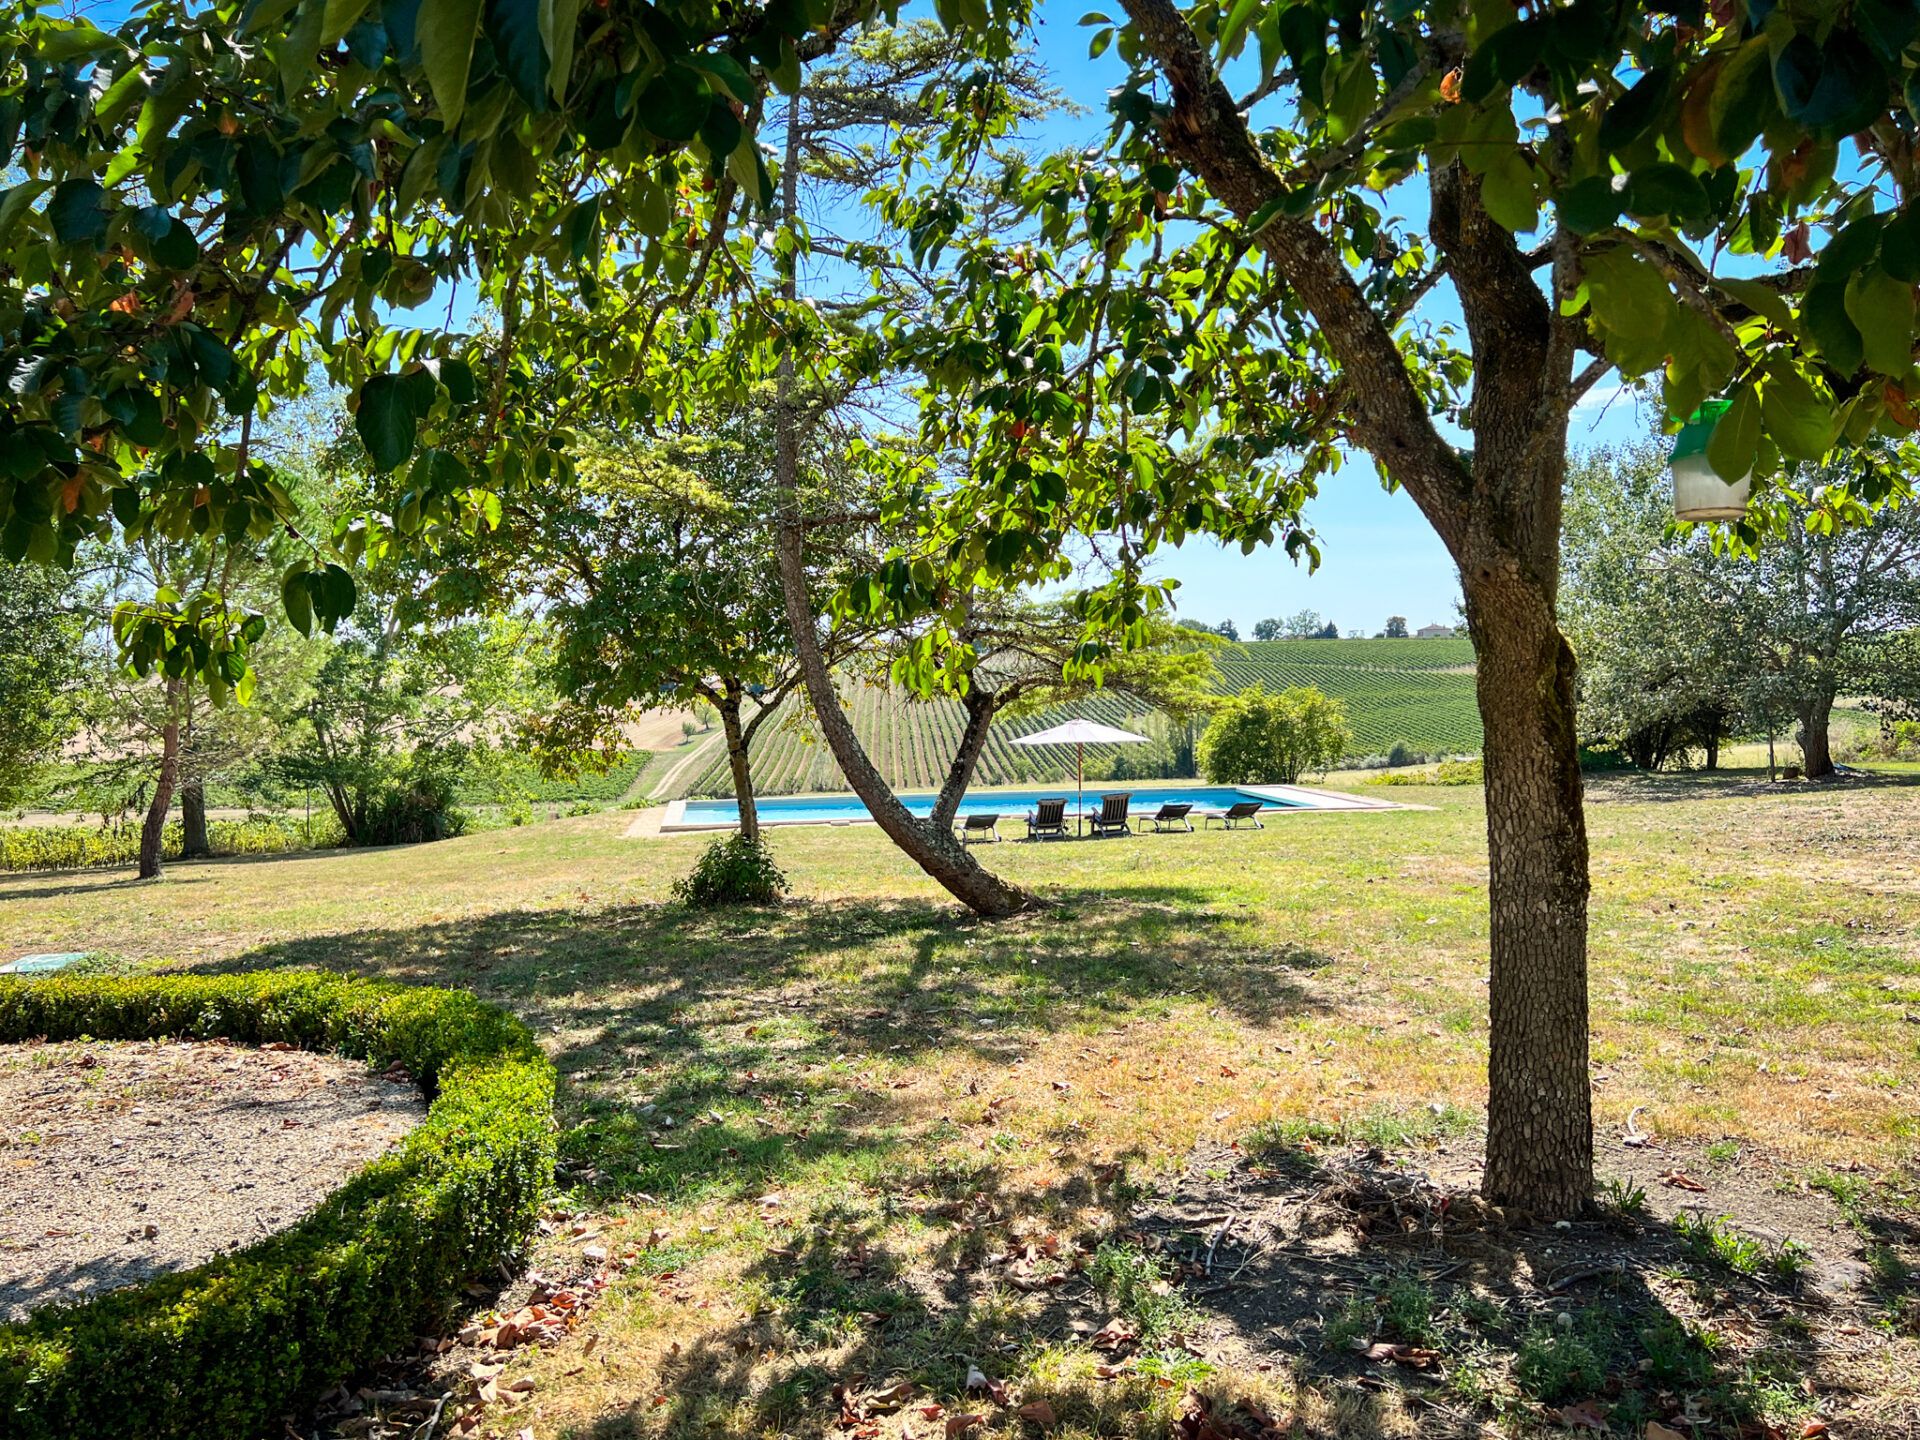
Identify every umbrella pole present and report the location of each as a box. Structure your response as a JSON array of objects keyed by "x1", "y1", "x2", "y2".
[{"x1": 1076, "y1": 741, "x2": 1084, "y2": 838}]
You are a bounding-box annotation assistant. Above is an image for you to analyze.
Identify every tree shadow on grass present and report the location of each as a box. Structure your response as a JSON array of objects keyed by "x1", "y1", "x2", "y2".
[
  {"x1": 193, "y1": 885, "x2": 1337, "y2": 1215},
  {"x1": 1583, "y1": 767, "x2": 1920, "y2": 807}
]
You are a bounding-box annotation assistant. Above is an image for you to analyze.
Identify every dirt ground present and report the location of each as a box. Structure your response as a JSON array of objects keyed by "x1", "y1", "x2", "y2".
[{"x1": 0, "y1": 1038, "x2": 425, "y2": 1321}]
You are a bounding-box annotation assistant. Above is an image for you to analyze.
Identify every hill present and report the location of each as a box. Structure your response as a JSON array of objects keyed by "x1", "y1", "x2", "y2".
[{"x1": 660, "y1": 637, "x2": 1483, "y2": 800}]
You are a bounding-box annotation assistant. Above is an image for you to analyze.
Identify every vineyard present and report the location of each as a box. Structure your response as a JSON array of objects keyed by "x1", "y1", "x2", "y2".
[{"x1": 663, "y1": 637, "x2": 1484, "y2": 799}]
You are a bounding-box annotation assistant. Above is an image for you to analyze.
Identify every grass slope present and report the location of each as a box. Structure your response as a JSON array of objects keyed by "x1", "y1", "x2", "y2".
[{"x1": 1, "y1": 768, "x2": 1914, "y2": 1438}]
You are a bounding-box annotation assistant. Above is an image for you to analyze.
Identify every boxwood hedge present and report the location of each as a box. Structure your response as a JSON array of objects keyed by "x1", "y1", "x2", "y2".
[{"x1": 0, "y1": 972, "x2": 555, "y2": 1439}]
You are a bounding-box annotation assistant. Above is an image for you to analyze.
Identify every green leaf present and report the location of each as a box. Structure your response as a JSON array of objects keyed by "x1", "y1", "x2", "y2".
[
  {"x1": 538, "y1": 0, "x2": 584, "y2": 101},
  {"x1": 1799, "y1": 282, "x2": 1863, "y2": 374},
  {"x1": 34, "y1": 20, "x2": 124, "y2": 62},
  {"x1": 1706, "y1": 384, "x2": 1759, "y2": 482},
  {"x1": 1556, "y1": 175, "x2": 1620, "y2": 236},
  {"x1": 1881, "y1": 207, "x2": 1920, "y2": 284},
  {"x1": 1620, "y1": 162, "x2": 1707, "y2": 223},
  {"x1": 48, "y1": 180, "x2": 108, "y2": 246},
  {"x1": 282, "y1": 566, "x2": 314, "y2": 636},
  {"x1": 419, "y1": 0, "x2": 485, "y2": 128},
  {"x1": 321, "y1": 0, "x2": 373, "y2": 45},
  {"x1": 355, "y1": 373, "x2": 417, "y2": 472},
  {"x1": 276, "y1": 0, "x2": 327, "y2": 95},
  {"x1": 1708, "y1": 37, "x2": 1773, "y2": 160},
  {"x1": 1477, "y1": 149, "x2": 1537, "y2": 233},
  {"x1": 426, "y1": 356, "x2": 476, "y2": 405},
  {"x1": 1598, "y1": 67, "x2": 1672, "y2": 153},
  {"x1": 638, "y1": 65, "x2": 710, "y2": 143},
  {"x1": 1710, "y1": 276, "x2": 1793, "y2": 330},
  {"x1": 1844, "y1": 268, "x2": 1916, "y2": 377},
  {"x1": 1582, "y1": 248, "x2": 1673, "y2": 342},
  {"x1": 1759, "y1": 361, "x2": 1833, "y2": 462},
  {"x1": 316, "y1": 564, "x2": 357, "y2": 626},
  {"x1": 0, "y1": 181, "x2": 49, "y2": 245},
  {"x1": 484, "y1": 0, "x2": 548, "y2": 111}
]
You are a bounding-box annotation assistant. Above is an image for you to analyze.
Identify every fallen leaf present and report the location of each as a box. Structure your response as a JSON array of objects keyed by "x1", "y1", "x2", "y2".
[
  {"x1": 1658, "y1": 1169, "x2": 1708, "y2": 1193},
  {"x1": 946, "y1": 1414, "x2": 984, "y2": 1438},
  {"x1": 1017, "y1": 1400, "x2": 1057, "y2": 1427},
  {"x1": 1551, "y1": 1399, "x2": 1609, "y2": 1431}
]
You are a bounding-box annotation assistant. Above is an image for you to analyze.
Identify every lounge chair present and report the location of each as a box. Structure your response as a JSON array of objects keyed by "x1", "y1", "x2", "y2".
[
  {"x1": 957, "y1": 813, "x2": 1003, "y2": 844},
  {"x1": 1087, "y1": 792, "x2": 1133, "y2": 838},
  {"x1": 1204, "y1": 800, "x2": 1265, "y2": 830},
  {"x1": 1144, "y1": 801, "x2": 1194, "y2": 833},
  {"x1": 1026, "y1": 797, "x2": 1070, "y2": 840}
]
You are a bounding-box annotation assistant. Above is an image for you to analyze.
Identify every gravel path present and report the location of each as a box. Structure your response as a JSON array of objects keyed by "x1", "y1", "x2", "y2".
[{"x1": 0, "y1": 1038, "x2": 426, "y2": 1322}]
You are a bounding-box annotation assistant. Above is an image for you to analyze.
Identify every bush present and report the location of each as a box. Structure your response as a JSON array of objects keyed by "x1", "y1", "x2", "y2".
[
  {"x1": 1368, "y1": 757, "x2": 1484, "y2": 787},
  {"x1": 0, "y1": 972, "x2": 555, "y2": 1440},
  {"x1": 674, "y1": 834, "x2": 788, "y2": 907},
  {"x1": 1198, "y1": 684, "x2": 1353, "y2": 784},
  {"x1": 0, "y1": 815, "x2": 345, "y2": 873}
]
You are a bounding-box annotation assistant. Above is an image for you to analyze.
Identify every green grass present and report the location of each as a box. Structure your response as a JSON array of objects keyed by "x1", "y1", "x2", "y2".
[{"x1": 0, "y1": 767, "x2": 1915, "y2": 1437}]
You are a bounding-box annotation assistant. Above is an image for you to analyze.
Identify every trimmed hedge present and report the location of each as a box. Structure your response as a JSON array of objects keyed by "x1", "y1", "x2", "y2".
[{"x1": 0, "y1": 972, "x2": 555, "y2": 1439}]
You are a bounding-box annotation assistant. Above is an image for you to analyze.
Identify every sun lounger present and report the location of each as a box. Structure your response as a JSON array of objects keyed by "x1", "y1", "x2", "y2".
[
  {"x1": 1204, "y1": 800, "x2": 1265, "y2": 830},
  {"x1": 1026, "y1": 797, "x2": 1070, "y2": 840},
  {"x1": 958, "y1": 813, "x2": 1003, "y2": 844},
  {"x1": 1087, "y1": 792, "x2": 1133, "y2": 838},
  {"x1": 1144, "y1": 802, "x2": 1194, "y2": 833}
]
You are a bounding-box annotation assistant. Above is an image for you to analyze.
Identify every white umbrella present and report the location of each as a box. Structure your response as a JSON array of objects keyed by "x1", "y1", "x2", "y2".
[{"x1": 1010, "y1": 718, "x2": 1150, "y2": 836}]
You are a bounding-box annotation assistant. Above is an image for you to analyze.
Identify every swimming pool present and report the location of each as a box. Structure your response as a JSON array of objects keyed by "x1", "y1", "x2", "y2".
[{"x1": 664, "y1": 783, "x2": 1393, "y2": 831}]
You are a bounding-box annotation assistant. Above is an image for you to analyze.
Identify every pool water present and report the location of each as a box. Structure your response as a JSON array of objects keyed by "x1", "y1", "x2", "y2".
[{"x1": 678, "y1": 785, "x2": 1304, "y2": 829}]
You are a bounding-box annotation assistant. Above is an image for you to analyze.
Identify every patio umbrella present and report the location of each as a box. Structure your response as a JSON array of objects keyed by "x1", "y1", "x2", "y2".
[{"x1": 1010, "y1": 718, "x2": 1150, "y2": 836}]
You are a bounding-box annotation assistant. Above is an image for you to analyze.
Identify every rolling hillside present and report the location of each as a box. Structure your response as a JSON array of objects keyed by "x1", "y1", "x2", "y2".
[{"x1": 660, "y1": 637, "x2": 1482, "y2": 800}]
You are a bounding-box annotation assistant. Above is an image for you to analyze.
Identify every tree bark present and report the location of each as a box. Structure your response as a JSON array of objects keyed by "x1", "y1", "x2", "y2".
[
  {"x1": 929, "y1": 689, "x2": 999, "y2": 833},
  {"x1": 1798, "y1": 690, "x2": 1836, "y2": 778},
  {"x1": 768, "y1": 88, "x2": 1033, "y2": 918},
  {"x1": 138, "y1": 682, "x2": 181, "y2": 880},
  {"x1": 1463, "y1": 570, "x2": 1595, "y2": 1217},
  {"x1": 719, "y1": 690, "x2": 761, "y2": 842},
  {"x1": 180, "y1": 780, "x2": 211, "y2": 857}
]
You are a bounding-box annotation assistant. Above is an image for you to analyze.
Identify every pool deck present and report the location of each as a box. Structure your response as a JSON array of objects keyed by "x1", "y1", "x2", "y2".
[{"x1": 643, "y1": 783, "x2": 1410, "y2": 836}]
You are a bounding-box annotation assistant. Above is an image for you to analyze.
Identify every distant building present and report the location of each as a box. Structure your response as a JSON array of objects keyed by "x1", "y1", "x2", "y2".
[{"x1": 1415, "y1": 623, "x2": 1454, "y2": 638}]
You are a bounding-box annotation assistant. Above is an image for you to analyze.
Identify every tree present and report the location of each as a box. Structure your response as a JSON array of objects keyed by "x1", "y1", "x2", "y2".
[
  {"x1": 1198, "y1": 685, "x2": 1352, "y2": 784},
  {"x1": 0, "y1": 563, "x2": 85, "y2": 806},
  {"x1": 1282, "y1": 609, "x2": 1326, "y2": 639},
  {"x1": 1384, "y1": 616, "x2": 1409, "y2": 639},
  {"x1": 889, "y1": 0, "x2": 1920, "y2": 1216},
  {"x1": 472, "y1": 405, "x2": 873, "y2": 842},
  {"x1": 1252, "y1": 617, "x2": 1283, "y2": 641},
  {"x1": 1314, "y1": 621, "x2": 1340, "y2": 639},
  {"x1": 1563, "y1": 442, "x2": 1755, "y2": 770},
  {"x1": 1567, "y1": 441, "x2": 1920, "y2": 776}
]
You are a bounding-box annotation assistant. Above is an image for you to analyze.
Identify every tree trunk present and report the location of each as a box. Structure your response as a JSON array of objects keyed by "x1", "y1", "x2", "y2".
[
  {"x1": 930, "y1": 690, "x2": 999, "y2": 832},
  {"x1": 1798, "y1": 690, "x2": 1836, "y2": 778},
  {"x1": 181, "y1": 780, "x2": 211, "y2": 857},
  {"x1": 1462, "y1": 570, "x2": 1594, "y2": 1218},
  {"x1": 768, "y1": 90, "x2": 1032, "y2": 919},
  {"x1": 719, "y1": 692, "x2": 761, "y2": 843},
  {"x1": 1701, "y1": 718, "x2": 1721, "y2": 772},
  {"x1": 138, "y1": 684, "x2": 182, "y2": 880}
]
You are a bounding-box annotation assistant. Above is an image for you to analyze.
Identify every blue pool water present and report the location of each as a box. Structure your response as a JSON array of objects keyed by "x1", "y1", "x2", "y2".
[{"x1": 678, "y1": 785, "x2": 1303, "y2": 829}]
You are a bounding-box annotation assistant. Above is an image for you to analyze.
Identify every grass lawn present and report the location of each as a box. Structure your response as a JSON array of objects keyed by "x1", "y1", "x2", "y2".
[{"x1": 3, "y1": 770, "x2": 1916, "y2": 1438}]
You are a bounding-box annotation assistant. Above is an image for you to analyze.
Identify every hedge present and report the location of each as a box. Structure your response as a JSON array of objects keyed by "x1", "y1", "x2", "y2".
[
  {"x1": 0, "y1": 972, "x2": 556, "y2": 1439},
  {"x1": 0, "y1": 816, "x2": 345, "y2": 873}
]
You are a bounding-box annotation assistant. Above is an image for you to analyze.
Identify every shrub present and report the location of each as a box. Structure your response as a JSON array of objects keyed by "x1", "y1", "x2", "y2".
[
  {"x1": 1386, "y1": 739, "x2": 1417, "y2": 767},
  {"x1": 0, "y1": 815, "x2": 345, "y2": 873},
  {"x1": 1368, "y1": 757, "x2": 1484, "y2": 787},
  {"x1": 1198, "y1": 684, "x2": 1353, "y2": 784},
  {"x1": 0, "y1": 972, "x2": 555, "y2": 1440},
  {"x1": 674, "y1": 834, "x2": 788, "y2": 907}
]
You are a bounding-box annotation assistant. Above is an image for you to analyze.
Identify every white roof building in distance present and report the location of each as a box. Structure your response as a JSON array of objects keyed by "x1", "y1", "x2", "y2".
[{"x1": 1415, "y1": 623, "x2": 1454, "y2": 638}]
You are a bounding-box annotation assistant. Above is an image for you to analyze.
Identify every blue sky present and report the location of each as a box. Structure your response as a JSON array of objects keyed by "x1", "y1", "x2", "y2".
[{"x1": 1016, "y1": 0, "x2": 1652, "y2": 636}]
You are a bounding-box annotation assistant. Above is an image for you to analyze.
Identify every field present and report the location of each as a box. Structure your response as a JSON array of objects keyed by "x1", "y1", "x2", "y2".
[
  {"x1": 668, "y1": 638, "x2": 1483, "y2": 800},
  {"x1": 3, "y1": 768, "x2": 1915, "y2": 1439}
]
